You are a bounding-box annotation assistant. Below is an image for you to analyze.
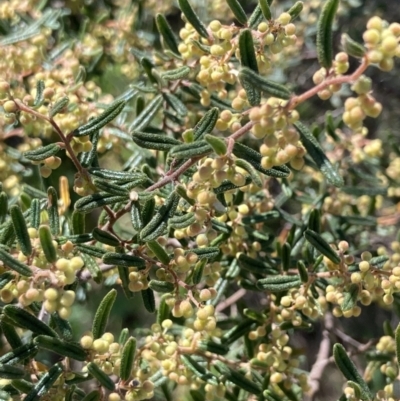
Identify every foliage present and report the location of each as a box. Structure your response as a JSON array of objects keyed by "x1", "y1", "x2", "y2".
[{"x1": 0, "y1": 1, "x2": 400, "y2": 401}]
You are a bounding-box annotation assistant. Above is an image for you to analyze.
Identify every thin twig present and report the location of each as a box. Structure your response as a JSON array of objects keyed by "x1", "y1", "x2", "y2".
[
  {"x1": 307, "y1": 312, "x2": 334, "y2": 401},
  {"x1": 216, "y1": 288, "x2": 247, "y2": 313}
]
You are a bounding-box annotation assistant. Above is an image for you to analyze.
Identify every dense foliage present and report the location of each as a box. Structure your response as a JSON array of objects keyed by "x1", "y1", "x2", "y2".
[{"x1": 1, "y1": 0, "x2": 400, "y2": 400}]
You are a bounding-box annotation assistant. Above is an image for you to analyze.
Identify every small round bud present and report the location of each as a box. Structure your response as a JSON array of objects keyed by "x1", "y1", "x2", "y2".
[{"x1": 3, "y1": 100, "x2": 17, "y2": 113}]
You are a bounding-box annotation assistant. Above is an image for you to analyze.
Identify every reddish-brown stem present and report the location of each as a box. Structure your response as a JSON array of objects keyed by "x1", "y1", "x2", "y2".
[
  {"x1": 14, "y1": 100, "x2": 87, "y2": 177},
  {"x1": 287, "y1": 57, "x2": 370, "y2": 109},
  {"x1": 145, "y1": 156, "x2": 202, "y2": 192}
]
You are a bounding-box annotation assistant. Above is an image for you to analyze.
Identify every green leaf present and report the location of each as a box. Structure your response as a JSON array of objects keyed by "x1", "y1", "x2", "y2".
[
  {"x1": 49, "y1": 312, "x2": 73, "y2": 341},
  {"x1": 169, "y1": 212, "x2": 196, "y2": 229},
  {"x1": 180, "y1": 355, "x2": 218, "y2": 385},
  {"x1": 215, "y1": 361, "x2": 261, "y2": 395},
  {"x1": 341, "y1": 284, "x2": 359, "y2": 312},
  {"x1": 257, "y1": 275, "x2": 301, "y2": 292},
  {"x1": 0, "y1": 192, "x2": 7, "y2": 225},
  {"x1": 74, "y1": 193, "x2": 128, "y2": 214},
  {"x1": 169, "y1": 140, "x2": 212, "y2": 159},
  {"x1": 30, "y1": 199, "x2": 41, "y2": 230},
  {"x1": 80, "y1": 253, "x2": 103, "y2": 284},
  {"x1": 10, "y1": 205, "x2": 31, "y2": 256},
  {"x1": 81, "y1": 390, "x2": 101, "y2": 401},
  {"x1": 333, "y1": 344, "x2": 373, "y2": 401},
  {"x1": 132, "y1": 131, "x2": 181, "y2": 151},
  {"x1": 0, "y1": 320, "x2": 22, "y2": 349},
  {"x1": 304, "y1": 229, "x2": 341, "y2": 264},
  {"x1": 0, "y1": 248, "x2": 32, "y2": 277},
  {"x1": 341, "y1": 33, "x2": 366, "y2": 58},
  {"x1": 192, "y1": 259, "x2": 207, "y2": 285},
  {"x1": 281, "y1": 243, "x2": 291, "y2": 272},
  {"x1": 39, "y1": 225, "x2": 57, "y2": 263},
  {"x1": 395, "y1": 323, "x2": 400, "y2": 367},
  {"x1": 197, "y1": 341, "x2": 229, "y2": 355},
  {"x1": 141, "y1": 288, "x2": 156, "y2": 313},
  {"x1": 92, "y1": 228, "x2": 120, "y2": 247},
  {"x1": 34, "y1": 335, "x2": 87, "y2": 361},
  {"x1": 140, "y1": 191, "x2": 180, "y2": 242},
  {"x1": 189, "y1": 247, "x2": 220, "y2": 260},
  {"x1": 79, "y1": 129, "x2": 100, "y2": 168},
  {"x1": 226, "y1": 0, "x2": 248, "y2": 25},
  {"x1": 239, "y1": 67, "x2": 291, "y2": 100},
  {"x1": 47, "y1": 187, "x2": 60, "y2": 236},
  {"x1": 238, "y1": 253, "x2": 276, "y2": 274},
  {"x1": 163, "y1": 93, "x2": 188, "y2": 116},
  {"x1": 49, "y1": 96, "x2": 69, "y2": 117},
  {"x1": 119, "y1": 337, "x2": 136, "y2": 381},
  {"x1": 204, "y1": 134, "x2": 227, "y2": 156},
  {"x1": 103, "y1": 252, "x2": 146, "y2": 268},
  {"x1": 3, "y1": 305, "x2": 57, "y2": 337},
  {"x1": 241, "y1": 210, "x2": 280, "y2": 224},
  {"x1": 87, "y1": 362, "x2": 115, "y2": 391},
  {"x1": 161, "y1": 66, "x2": 191, "y2": 81},
  {"x1": 221, "y1": 319, "x2": 257, "y2": 344},
  {"x1": 235, "y1": 159, "x2": 263, "y2": 187},
  {"x1": 232, "y1": 142, "x2": 290, "y2": 178},
  {"x1": 33, "y1": 80, "x2": 45, "y2": 107},
  {"x1": 308, "y1": 209, "x2": 321, "y2": 233},
  {"x1": 248, "y1": 5, "x2": 264, "y2": 29},
  {"x1": 129, "y1": 95, "x2": 163, "y2": 132},
  {"x1": 71, "y1": 211, "x2": 85, "y2": 235},
  {"x1": 287, "y1": 1, "x2": 304, "y2": 20},
  {"x1": 156, "y1": 14, "x2": 181, "y2": 56},
  {"x1": 178, "y1": 0, "x2": 209, "y2": 39},
  {"x1": 316, "y1": 0, "x2": 339, "y2": 69},
  {"x1": 92, "y1": 289, "x2": 117, "y2": 339},
  {"x1": 193, "y1": 108, "x2": 219, "y2": 141},
  {"x1": 157, "y1": 294, "x2": 171, "y2": 324},
  {"x1": 24, "y1": 144, "x2": 61, "y2": 162},
  {"x1": 24, "y1": 363, "x2": 63, "y2": 401},
  {"x1": 297, "y1": 261, "x2": 309, "y2": 283},
  {"x1": 0, "y1": 364, "x2": 25, "y2": 379},
  {"x1": 259, "y1": 0, "x2": 272, "y2": 20},
  {"x1": 238, "y1": 30, "x2": 260, "y2": 106},
  {"x1": 0, "y1": 343, "x2": 37, "y2": 365},
  {"x1": 149, "y1": 280, "x2": 175, "y2": 293},
  {"x1": 294, "y1": 121, "x2": 344, "y2": 187},
  {"x1": 147, "y1": 240, "x2": 170, "y2": 265},
  {"x1": 74, "y1": 100, "x2": 126, "y2": 137}
]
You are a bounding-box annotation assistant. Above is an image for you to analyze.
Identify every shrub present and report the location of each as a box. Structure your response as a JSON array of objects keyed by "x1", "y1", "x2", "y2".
[{"x1": 1, "y1": 0, "x2": 400, "y2": 400}]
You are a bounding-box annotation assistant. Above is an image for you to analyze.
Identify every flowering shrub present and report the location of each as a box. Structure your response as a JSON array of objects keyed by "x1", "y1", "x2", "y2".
[{"x1": 1, "y1": 0, "x2": 400, "y2": 400}]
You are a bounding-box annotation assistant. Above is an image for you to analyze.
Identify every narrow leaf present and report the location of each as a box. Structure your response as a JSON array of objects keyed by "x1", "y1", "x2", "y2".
[
  {"x1": 3, "y1": 305, "x2": 57, "y2": 337},
  {"x1": 316, "y1": 0, "x2": 339, "y2": 69},
  {"x1": 87, "y1": 362, "x2": 115, "y2": 391},
  {"x1": 141, "y1": 288, "x2": 156, "y2": 313},
  {"x1": 10, "y1": 205, "x2": 32, "y2": 256},
  {"x1": 156, "y1": 14, "x2": 180, "y2": 56},
  {"x1": 239, "y1": 67, "x2": 291, "y2": 100},
  {"x1": 0, "y1": 248, "x2": 32, "y2": 277},
  {"x1": 120, "y1": 337, "x2": 136, "y2": 381},
  {"x1": 304, "y1": 229, "x2": 341, "y2": 264},
  {"x1": 226, "y1": 0, "x2": 248, "y2": 25},
  {"x1": 24, "y1": 144, "x2": 61, "y2": 162},
  {"x1": 178, "y1": 0, "x2": 209, "y2": 39},
  {"x1": 92, "y1": 289, "x2": 117, "y2": 339},
  {"x1": 294, "y1": 121, "x2": 344, "y2": 187},
  {"x1": 333, "y1": 344, "x2": 373, "y2": 401},
  {"x1": 259, "y1": 0, "x2": 272, "y2": 20},
  {"x1": 24, "y1": 363, "x2": 63, "y2": 401},
  {"x1": 129, "y1": 95, "x2": 163, "y2": 132},
  {"x1": 75, "y1": 100, "x2": 126, "y2": 137},
  {"x1": 39, "y1": 225, "x2": 57, "y2": 263}
]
